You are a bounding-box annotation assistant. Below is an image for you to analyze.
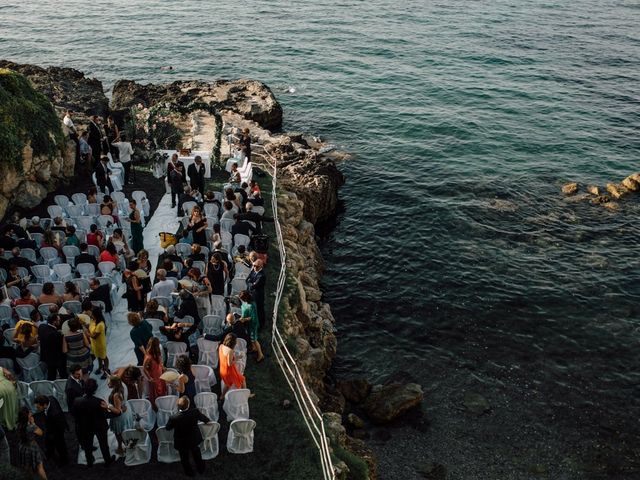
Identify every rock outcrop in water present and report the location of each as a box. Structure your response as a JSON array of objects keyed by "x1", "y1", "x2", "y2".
[{"x1": 562, "y1": 174, "x2": 640, "y2": 212}]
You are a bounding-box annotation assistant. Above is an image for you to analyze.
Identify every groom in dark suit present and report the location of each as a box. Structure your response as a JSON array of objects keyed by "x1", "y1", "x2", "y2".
[
  {"x1": 94, "y1": 155, "x2": 114, "y2": 194},
  {"x1": 165, "y1": 396, "x2": 211, "y2": 476},
  {"x1": 187, "y1": 155, "x2": 206, "y2": 196}
]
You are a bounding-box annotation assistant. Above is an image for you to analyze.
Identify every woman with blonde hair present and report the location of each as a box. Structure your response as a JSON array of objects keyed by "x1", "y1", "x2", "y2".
[{"x1": 143, "y1": 337, "x2": 166, "y2": 408}]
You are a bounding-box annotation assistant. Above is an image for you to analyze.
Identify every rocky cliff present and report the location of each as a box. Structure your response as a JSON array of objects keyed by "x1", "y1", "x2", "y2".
[{"x1": 0, "y1": 68, "x2": 76, "y2": 219}]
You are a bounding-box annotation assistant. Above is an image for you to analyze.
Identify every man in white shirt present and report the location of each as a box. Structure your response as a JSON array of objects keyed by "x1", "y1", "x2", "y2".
[
  {"x1": 111, "y1": 133, "x2": 134, "y2": 185},
  {"x1": 151, "y1": 269, "x2": 176, "y2": 299},
  {"x1": 63, "y1": 109, "x2": 80, "y2": 164}
]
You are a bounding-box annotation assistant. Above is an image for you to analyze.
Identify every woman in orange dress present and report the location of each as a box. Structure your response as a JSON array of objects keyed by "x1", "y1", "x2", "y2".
[
  {"x1": 143, "y1": 337, "x2": 166, "y2": 409},
  {"x1": 218, "y1": 333, "x2": 246, "y2": 399}
]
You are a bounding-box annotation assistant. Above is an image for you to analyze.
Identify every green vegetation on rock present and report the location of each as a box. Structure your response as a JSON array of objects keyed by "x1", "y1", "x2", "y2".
[{"x1": 0, "y1": 68, "x2": 64, "y2": 169}]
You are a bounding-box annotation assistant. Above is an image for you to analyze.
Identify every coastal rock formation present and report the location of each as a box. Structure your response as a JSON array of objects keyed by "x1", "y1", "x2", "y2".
[
  {"x1": 0, "y1": 60, "x2": 108, "y2": 116},
  {"x1": 363, "y1": 382, "x2": 425, "y2": 423},
  {"x1": 561, "y1": 182, "x2": 578, "y2": 195},
  {"x1": 561, "y1": 175, "x2": 640, "y2": 211},
  {"x1": 0, "y1": 68, "x2": 76, "y2": 219},
  {"x1": 111, "y1": 78, "x2": 283, "y2": 131}
]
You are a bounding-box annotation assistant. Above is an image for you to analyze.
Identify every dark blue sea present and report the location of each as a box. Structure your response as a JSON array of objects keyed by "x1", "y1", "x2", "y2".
[{"x1": 2, "y1": 1, "x2": 640, "y2": 477}]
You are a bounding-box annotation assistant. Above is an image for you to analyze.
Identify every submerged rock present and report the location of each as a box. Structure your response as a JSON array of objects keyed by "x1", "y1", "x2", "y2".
[
  {"x1": 363, "y1": 383, "x2": 424, "y2": 423},
  {"x1": 337, "y1": 378, "x2": 372, "y2": 404},
  {"x1": 562, "y1": 182, "x2": 578, "y2": 195},
  {"x1": 590, "y1": 195, "x2": 610, "y2": 205},
  {"x1": 606, "y1": 183, "x2": 627, "y2": 199},
  {"x1": 622, "y1": 176, "x2": 640, "y2": 192},
  {"x1": 463, "y1": 392, "x2": 491, "y2": 416},
  {"x1": 587, "y1": 185, "x2": 600, "y2": 196}
]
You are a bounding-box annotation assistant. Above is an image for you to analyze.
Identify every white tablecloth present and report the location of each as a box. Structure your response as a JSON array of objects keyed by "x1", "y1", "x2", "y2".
[{"x1": 157, "y1": 150, "x2": 212, "y2": 180}]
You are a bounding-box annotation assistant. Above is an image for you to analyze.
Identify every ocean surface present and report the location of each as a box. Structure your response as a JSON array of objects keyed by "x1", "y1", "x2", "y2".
[{"x1": 2, "y1": 1, "x2": 640, "y2": 478}]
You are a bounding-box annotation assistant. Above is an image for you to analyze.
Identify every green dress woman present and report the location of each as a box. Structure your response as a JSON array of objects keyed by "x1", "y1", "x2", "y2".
[
  {"x1": 129, "y1": 200, "x2": 144, "y2": 255},
  {"x1": 0, "y1": 367, "x2": 19, "y2": 430}
]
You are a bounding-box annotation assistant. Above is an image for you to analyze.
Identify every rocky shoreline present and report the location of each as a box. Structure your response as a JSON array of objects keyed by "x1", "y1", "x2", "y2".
[{"x1": 1, "y1": 60, "x2": 425, "y2": 479}]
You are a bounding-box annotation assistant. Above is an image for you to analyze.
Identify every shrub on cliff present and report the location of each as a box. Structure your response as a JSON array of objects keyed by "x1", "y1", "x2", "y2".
[{"x1": 0, "y1": 68, "x2": 64, "y2": 169}]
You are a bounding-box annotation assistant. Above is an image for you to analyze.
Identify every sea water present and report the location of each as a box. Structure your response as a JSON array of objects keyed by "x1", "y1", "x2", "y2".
[{"x1": 1, "y1": 1, "x2": 639, "y2": 477}]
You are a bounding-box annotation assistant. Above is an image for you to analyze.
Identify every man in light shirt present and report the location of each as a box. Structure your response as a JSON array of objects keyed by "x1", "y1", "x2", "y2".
[
  {"x1": 151, "y1": 269, "x2": 176, "y2": 298},
  {"x1": 63, "y1": 109, "x2": 80, "y2": 163},
  {"x1": 111, "y1": 132, "x2": 134, "y2": 185}
]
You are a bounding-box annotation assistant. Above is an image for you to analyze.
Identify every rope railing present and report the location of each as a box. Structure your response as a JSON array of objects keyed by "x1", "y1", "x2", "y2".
[{"x1": 251, "y1": 148, "x2": 336, "y2": 480}]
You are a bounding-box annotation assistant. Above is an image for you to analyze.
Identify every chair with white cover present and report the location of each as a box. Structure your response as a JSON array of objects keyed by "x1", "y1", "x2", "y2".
[
  {"x1": 76, "y1": 263, "x2": 96, "y2": 279},
  {"x1": 127, "y1": 398, "x2": 156, "y2": 432},
  {"x1": 227, "y1": 419, "x2": 256, "y2": 454},
  {"x1": 29, "y1": 380, "x2": 55, "y2": 398},
  {"x1": 87, "y1": 245, "x2": 100, "y2": 259},
  {"x1": 31, "y1": 264, "x2": 52, "y2": 283},
  {"x1": 16, "y1": 267, "x2": 29, "y2": 279},
  {"x1": 147, "y1": 318, "x2": 164, "y2": 341},
  {"x1": 222, "y1": 389, "x2": 251, "y2": 421},
  {"x1": 53, "y1": 379, "x2": 69, "y2": 412},
  {"x1": 54, "y1": 195, "x2": 70, "y2": 208},
  {"x1": 202, "y1": 315, "x2": 223, "y2": 336},
  {"x1": 209, "y1": 295, "x2": 226, "y2": 317},
  {"x1": 155, "y1": 426, "x2": 180, "y2": 463},
  {"x1": 84, "y1": 203, "x2": 101, "y2": 217},
  {"x1": 111, "y1": 191, "x2": 126, "y2": 204},
  {"x1": 97, "y1": 215, "x2": 115, "y2": 233},
  {"x1": 53, "y1": 263, "x2": 73, "y2": 282},
  {"x1": 72, "y1": 278, "x2": 90, "y2": 295},
  {"x1": 230, "y1": 277, "x2": 246, "y2": 296},
  {"x1": 199, "y1": 422, "x2": 220, "y2": 460},
  {"x1": 234, "y1": 262, "x2": 251, "y2": 279},
  {"x1": 164, "y1": 368, "x2": 180, "y2": 396},
  {"x1": 155, "y1": 395, "x2": 178, "y2": 428},
  {"x1": 52, "y1": 281, "x2": 65, "y2": 296},
  {"x1": 192, "y1": 261, "x2": 206, "y2": 273},
  {"x1": 220, "y1": 218, "x2": 234, "y2": 233},
  {"x1": 165, "y1": 341, "x2": 187, "y2": 368},
  {"x1": 17, "y1": 381, "x2": 33, "y2": 410},
  {"x1": 15, "y1": 305, "x2": 35, "y2": 321},
  {"x1": 3, "y1": 328, "x2": 16, "y2": 347},
  {"x1": 153, "y1": 296, "x2": 171, "y2": 309},
  {"x1": 75, "y1": 215, "x2": 94, "y2": 231},
  {"x1": 17, "y1": 352, "x2": 45, "y2": 382},
  {"x1": 121, "y1": 429, "x2": 152, "y2": 466},
  {"x1": 20, "y1": 248, "x2": 37, "y2": 262},
  {"x1": 62, "y1": 300, "x2": 82, "y2": 314},
  {"x1": 197, "y1": 338, "x2": 219, "y2": 369},
  {"x1": 175, "y1": 243, "x2": 192, "y2": 258},
  {"x1": 62, "y1": 245, "x2": 80, "y2": 266},
  {"x1": 38, "y1": 303, "x2": 56, "y2": 320},
  {"x1": 0, "y1": 304, "x2": 12, "y2": 324},
  {"x1": 30, "y1": 233, "x2": 44, "y2": 248},
  {"x1": 251, "y1": 206, "x2": 265, "y2": 216},
  {"x1": 233, "y1": 234, "x2": 250, "y2": 249},
  {"x1": 72, "y1": 193, "x2": 87, "y2": 206},
  {"x1": 65, "y1": 204, "x2": 84, "y2": 219},
  {"x1": 132, "y1": 191, "x2": 150, "y2": 217},
  {"x1": 192, "y1": 365, "x2": 215, "y2": 393},
  {"x1": 98, "y1": 261, "x2": 117, "y2": 278},
  {"x1": 194, "y1": 392, "x2": 219, "y2": 422},
  {"x1": 26, "y1": 283, "x2": 43, "y2": 299},
  {"x1": 47, "y1": 205, "x2": 63, "y2": 219},
  {"x1": 204, "y1": 203, "x2": 219, "y2": 218},
  {"x1": 182, "y1": 201, "x2": 197, "y2": 217}
]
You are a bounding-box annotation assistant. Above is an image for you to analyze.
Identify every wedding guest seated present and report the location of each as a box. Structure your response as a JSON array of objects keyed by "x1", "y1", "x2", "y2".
[
  {"x1": 27, "y1": 217, "x2": 44, "y2": 235},
  {"x1": 178, "y1": 230, "x2": 192, "y2": 245},
  {"x1": 180, "y1": 258, "x2": 194, "y2": 279},
  {"x1": 0, "y1": 228, "x2": 16, "y2": 250},
  {"x1": 99, "y1": 243, "x2": 119, "y2": 265},
  {"x1": 163, "y1": 258, "x2": 179, "y2": 278},
  {"x1": 225, "y1": 188, "x2": 241, "y2": 212},
  {"x1": 174, "y1": 289, "x2": 201, "y2": 326},
  {"x1": 188, "y1": 243, "x2": 206, "y2": 262},
  {"x1": 88, "y1": 278, "x2": 113, "y2": 313},
  {"x1": 220, "y1": 201, "x2": 235, "y2": 220},
  {"x1": 14, "y1": 288, "x2": 37, "y2": 308},
  {"x1": 14, "y1": 320, "x2": 38, "y2": 350},
  {"x1": 143, "y1": 299, "x2": 168, "y2": 323},
  {"x1": 10, "y1": 247, "x2": 36, "y2": 272},
  {"x1": 233, "y1": 245, "x2": 251, "y2": 267},
  {"x1": 65, "y1": 225, "x2": 80, "y2": 247},
  {"x1": 164, "y1": 244, "x2": 182, "y2": 263},
  {"x1": 204, "y1": 313, "x2": 250, "y2": 344},
  {"x1": 87, "y1": 187, "x2": 97, "y2": 204},
  {"x1": 6, "y1": 264, "x2": 29, "y2": 289},
  {"x1": 203, "y1": 191, "x2": 221, "y2": 210},
  {"x1": 229, "y1": 162, "x2": 241, "y2": 185},
  {"x1": 237, "y1": 202, "x2": 271, "y2": 234},
  {"x1": 231, "y1": 214, "x2": 256, "y2": 238},
  {"x1": 86, "y1": 225, "x2": 104, "y2": 248},
  {"x1": 63, "y1": 282, "x2": 81, "y2": 303},
  {"x1": 76, "y1": 243, "x2": 98, "y2": 268},
  {"x1": 51, "y1": 217, "x2": 66, "y2": 233},
  {"x1": 39, "y1": 282, "x2": 63, "y2": 306}
]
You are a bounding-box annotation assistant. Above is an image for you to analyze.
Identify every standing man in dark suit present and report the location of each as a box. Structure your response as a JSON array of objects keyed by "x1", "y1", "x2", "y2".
[
  {"x1": 71, "y1": 378, "x2": 115, "y2": 467},
  {"x1": 165, "y1": 396, "x2": 210, "y2": 477},
  {"x1": 38, "y1": 314, "x2": 66, "y2": 380},
  {"x1": 187, "y1": 155, "x2": 206, "y2": 196},
  {"x1": 170, "y1": 163, "x2": 187, "y2": 212},
  {"x1": 95, "y1": 155, "x2": 114, "y2": 194},
  {"x1": 88, "y1": 278, "x2": 113, "y2": 314},
  {"x1": 246, "y1": 259, "x2": 267, "y2": 329},
  {"x1": 87, "y1": 115, "x2": 103, "y2": 168},
  {"x1": 64, "y1": 364, "x2": 84, "y2": 414},
  {"x1": 34, "y1": 394, "x2": 69, "y2": 465}
]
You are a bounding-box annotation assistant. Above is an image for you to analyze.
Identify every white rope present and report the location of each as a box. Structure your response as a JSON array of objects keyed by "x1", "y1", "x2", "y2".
[{"x1": 253, "y1": 146, "x2": 336, "y2": 480}]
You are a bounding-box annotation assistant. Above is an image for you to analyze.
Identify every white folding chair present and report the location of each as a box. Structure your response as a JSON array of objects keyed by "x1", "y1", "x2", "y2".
[
  {"x1": 75, "y1": 215, "x2": 94, "y2": 231},
  {"x1": 62, "y1": 300, "x2": 82, "y2": 314},
  {"x1": 30, "y1": 233, "x2": 44, "y2": 248},
  {"x1": 87, "y1": 245, "x2": 100, "y2": 259},
  {"x1": 3, "y1": 328, "x2": 16, "y2": 347},
  {"x1": 29, "y1": 380, "x2": 55, "y2": 398},
  {"x1": 233, "y1": 234, "x2": 250, "y2": 249},
  {"x1": 121, "y1": 429, "x2": 152, "y2": 466},
  {"x1": 53, "y1": 379, "x2": 68, "y2": 412},
  {"x1": 54, "y1": 195, "x2": 70, "y2": 208},
  {"x1": 230, "y1": 277, "x2": 246, "y2": 296},
  {"x1": 199, "y1": 422, "x2": 220, "y2": 460},
  {"x1": 85, "y1": 204, "x2": 101, "y2": 217},
  {"x1": 17, "y1": 352, "x2": 45, "y2": 382},
  {"x1": 17, "y1": 381, "x2": 33, "y2": 410},
  {"x1": 127, "y1": 398, "x2": 156, "y2": 432},
  {"x1": 76, "y1": 263, "x2": 96, "y2": 279},
  {"x1": 20, "y1": 248, "x2": 37, "y2": 262},
  {"x1": 52, "y1": 282, "x2": 65, "y2": 296},
  {"x1": 251, "y1": 206, "x2": 265, "y2": 216},
  {"x1": 132, "y1": 191, "x2": 150, "y2": 217},
  {"x1": 175, "y1": 243, "x2": 191, "y2": 258},
  {"x1": 112, "y1": 191, "x2": 126, "y2": 204},
  {"x1": 220, "y1": 218, "x2": 234, "y2": 233},
  {"x1": 72, "y1": 193, "x2": 87, "y2": 206},
  {"x1": 192, "y1": 365, "x2": 215, "y2": 393},
  {"x1": 98, "y1": 261, "x2": 116, "y2": 278},
  {"x1": 53, "y1": 263, "x2": 73, "y2": 282},
  {"x1": 38, "y1": 303, "x2": 56, "y2": 320},
  {"x1": 155, "y1": 426, "x2": 180, "y2": 463},
  {"x1": 62, "y1": 245, "x2": 80, "y2": 267},
  {"x1": 182, "y1": 201, "x2": 197, "y2": 217},
  {"x1": 209, "y1": 295, "x2": 226, "y2": 317},
  {"x1": 222, "y1": 389, "x2": 251, "y2": 421},
  {"x1": 31, "y1": 264, "x2": 52, "y2": 283},
  {"x1": 194, "y1": 392, "x2": 219, "y2": 422},
  {"x1": 65, "y1": 204, "x2": 84, "y2": 219},
  {"x1": 47, "y1": 205, "x2": 63, "y2": 219},
  {"x1": 227, "y1": 418, "x2": 256, "y2": 454},
  {"x1": 234, "y1": 262, "x2": 251, "y2": 279},
  {"x1": 15, "y1": 305, "x2": 35, "y2": 321},
  {"x1": 155, "y1": 395, "x2": 178, "y2": 428},
  {"x1": 147, "y1": 318, "x2": 164, "y2": 340},
  {"x1": 201, "y1": 315, "x2": 223, "y2": 336},
  {"x1": 192, "y1": 261, "x2": 206, "y2": 273},
  {"x1": 0, "y1": 304, "x2": 12, "y2": 324},
  {"x1": 26, "y1": 283, "x2": 43, "y2": 299},
  {"x1": 72, "y1": 278, "x2": 90, "y2": 295},
  {"x1": 197, "y1": 338, "x2": 219, "y2": 369},
  {"x1": 153, "y1": 296, "x2": 171, "y2": 309},
  {"x1": 165, "y1": 341, "x2": 187, "y2": 368}
]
